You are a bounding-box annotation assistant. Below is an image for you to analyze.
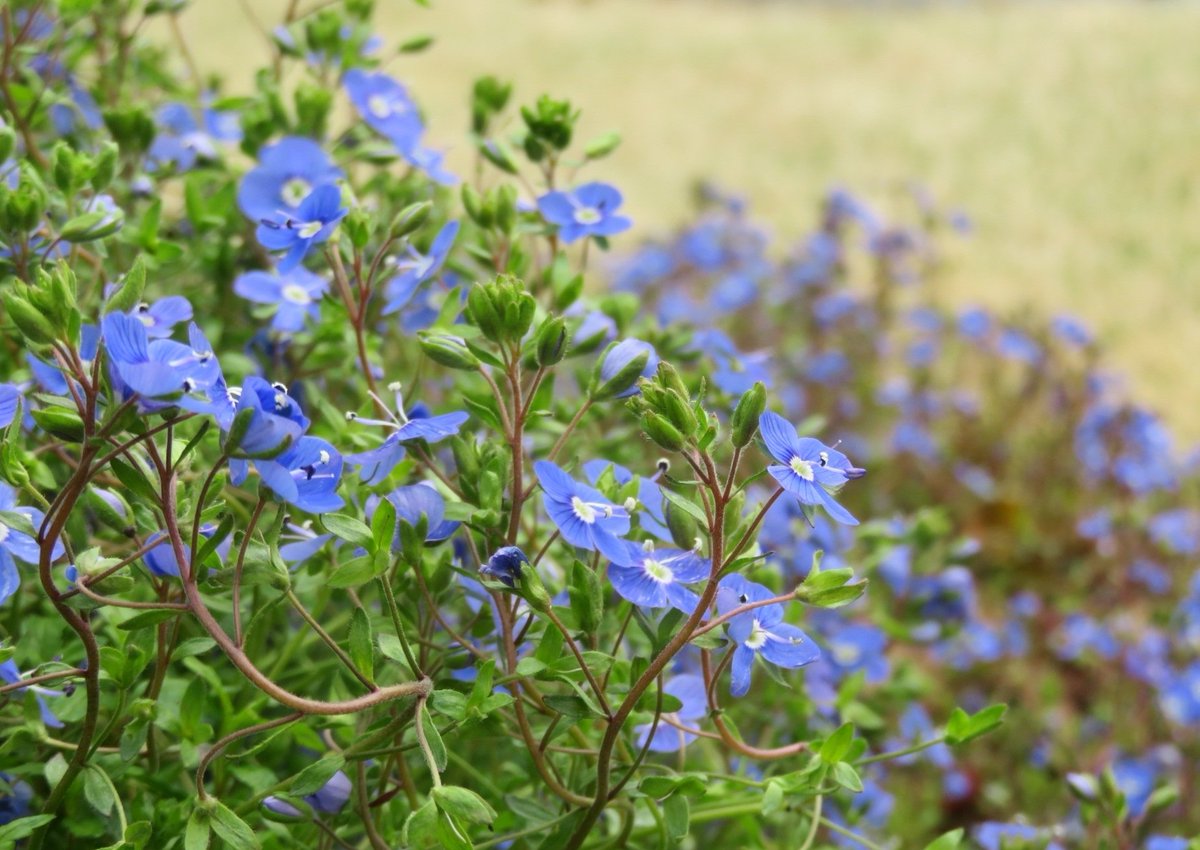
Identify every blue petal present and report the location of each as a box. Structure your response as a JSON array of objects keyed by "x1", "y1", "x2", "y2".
[
  {"x1": 758, "y1": 411, "x2": 799, "y2": 464},
  {"x1": 395, "y1": 411, "x2": 468, "y2": 444},
  {"x1": 102, "y1": 312, "x2": 150, "y2": 365},
  {"x1": 0, "y1": 549, "x2": 19, "y2": 605},
  {"x1": 608, "y1": 563, "x2": 668, "y2": 609},
  {"x1": 534, "y1": 460, "x2": 577, "y2": 502},
  {"x1": 729, "y1": 644, "x2": 756, "y2": 697},
  {"x1": 761, "y1": 623, "x2": 821, "y2": 669}
]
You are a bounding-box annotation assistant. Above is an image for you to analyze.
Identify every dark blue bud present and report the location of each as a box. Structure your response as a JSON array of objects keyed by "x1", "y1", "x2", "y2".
[{"x1": 482, "y1": 546, "x2": 530, "y2": 588}]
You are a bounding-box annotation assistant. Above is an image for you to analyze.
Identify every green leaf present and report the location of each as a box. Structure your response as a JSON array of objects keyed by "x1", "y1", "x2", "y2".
[
  {"x1": 210, "y1": 801, "x2": 259, "y2": 850},
  {"x1": 946, "y1": 703, "x2": 1007, "y2": 745},
  {"x1": 660, "y1": 487, "x2": 708, "y2": 527},
  {"x1": 326, "y1": 555, "x2": 379, "y2": 588},
  {"x1": 832, "y1": 761, "x2": 863, "y2": 792},
  {"x1": 319, "y1": 514, "x2": 374, "y2": 550},
  {"x1": 663, "y1": 794, "x2": 689, "y2": 841},
  {"x1": 820, "y1": 722, "x2": 855, "y2": 764},
  {"x1": 543, "y1": 694, "x2": 596, "y2": 721},
  {"x1": 923, "y1": 828, "x2": 965, "y2": 850},
  {"x1": 403, "y1": 800, "x2": 439, "y2": 849},
  {"x1": 371, "y1": 497, "x2": 396, "y2": 554},
  {"x1": 290, "y1": 754, "x2": 346, "y2": 796},
  {"x1": 533, "y1": 622, "x2": 564, "y2": 665},
  {"x1": 183, "y1": 809, "x2": 210, "y2": 850},
  {"x1": 83, "y1": 765, "x2": 116, "y2": 816},
  {"x1": 432, "y1": 785, "x2": 497, "y2": 826},
  {"x1": 120, "y1": 718, "x2": 149, "y2": 761},
  {"x1": 0, "y1": 815, "x2": 56, "y2": 844},
  {"x1": 420, "y1": 702, "x2": 448, "y2": 773},
  {"x1": 349, "y1": 607, "x2": 374, "y2": 682},
  {"x1": 761, "y1": 779, "x2": 785, "y2": 815},
  {"x1": 116, "y1": 608, "x2": 181, "y2": 631},
  {"x1": 377, "y1": 632, "x2": 410, "y2": 664}
]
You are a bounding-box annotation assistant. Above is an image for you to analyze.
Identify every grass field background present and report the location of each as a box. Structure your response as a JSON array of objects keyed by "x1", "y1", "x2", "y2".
[{"x1": 169, "y1": 0, "x2": 1200, "y2": 438}]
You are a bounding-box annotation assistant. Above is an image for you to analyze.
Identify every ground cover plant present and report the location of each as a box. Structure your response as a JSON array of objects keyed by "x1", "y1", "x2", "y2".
[{"x1": 0, "y1": 2, "x2": 1197, "y2": 849}]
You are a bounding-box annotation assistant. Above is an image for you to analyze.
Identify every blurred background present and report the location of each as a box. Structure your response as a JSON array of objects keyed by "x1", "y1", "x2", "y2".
[{"x1": 171, "y1": 0, "x2": 1199, "y2": 436}]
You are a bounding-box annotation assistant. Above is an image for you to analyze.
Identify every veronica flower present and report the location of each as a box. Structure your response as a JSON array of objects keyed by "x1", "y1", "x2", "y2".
[
  {"x1": 233, "y1": 436, "x2": 344, "y2": 514},
  {"x1": 381, "y1": 221, "x2": 459, "y2": 315},
  {"x1": 147, "y1": 100, "x2": 241, "y2": 172},
  {"x1": 537, "y1": 182, "x2": 631, "y2": 244},
  {"x1": 129, "y1": 296, "x2": 193, "y2": 338},
  {"x1": 343, "y1": 69, "x2": 424, "y2": 153},
  {"x1": 278, "y1": 521, "x2": 332, "y2": 567},
  {"x1": 608, "y1": 540, "x2": 708, "y2": 614},
  {"x1": 759, "y1": 411, "x2": 864, "y2": 526},
  {"x1": 0, "y1": 774, "x2": 33, "y2": 826},
  {"x1": 534, "y1": 460, "x2": 631, "y2": 563},
  {"x1": 387, "y1": 482, "x2": 460, "y2": 545},
  {"x1": 634, "y1": 674, "x2": 708, "y2": 752},
  {"x1": 101, "y1": 314, "x2": 221, "y2": 402},
  {"x1": 237, "y1": 136, "x2": 343, "y2": 222},
  {"x1": 346, "y1": 383, "x2": 469, "y2": 485},
  {"x1": 0, "y1": 659, "x2": 64, "y2": 729},
  {"x1": 263, "y1": 768, "x2": 351, "y2": 818},
  {"x1": 0, "y1": 482, "x2": 62, "y2": 606},
  {"x1": 0, "y1": 384, "x2": 20, "y2": 429},
  {"x1": 823, "y1": 623, "x2": 889, "y2": 684},
  {"x1": 255, "y1": 184, "x2": 347, "y2": 272},
  {"x1": 233, "y1": 267, "x2": 328, "y2": 333},
  {"x1": 140, "y1": 524, "x2": 232, "y2": 578},
  {"x1": 717, "y1": 573, "x2": 819, "y2": 697}
]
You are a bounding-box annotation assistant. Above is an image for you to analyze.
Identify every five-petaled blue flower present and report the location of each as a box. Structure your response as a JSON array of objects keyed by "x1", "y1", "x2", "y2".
[
  {"x1": 101, "y1": 313, "x2": 221, "y2": 403},
  {"x1": 255, "y1": 183, "x2": 347, "y2": 272},
  {"x1": 234, "y1": 267, "x2": 328, "y2": 333},
  {"x1": 537, "y1": 182, "x2": 632, "y2": 244},
  {"x1": 346, "y1": 384, "x2": 469, "y2": 485},
  {"x1": 759, "y1": 411, "x2": 864, "y2": 526},
  {"x1": 343, "y1": 69, "x2": 423, "y2": 153},
  {"x1": 634, "y1": 674, "x2": 709, "y2": 753},
  {"x1": 382, "y1": 221, "x2": 459, "y2": 316},
  {"x1": 237, "y1": 136, "x2": 343, "y2": 222},
  {"x1": 482, "y1": 546, "x2": 530, "y2": 588},
  {"x1": 718, "y1": 573, "x2": 820, "y2": 697},
  {"x1": 608, "y1": 540, "x2": 709, "y2": 614},
  {"x1": 534, "y1": 460, "x2": 631, "y2": 563},
  {"x1": 0, "y1": 482, "x2": 62, "y2": 606},
  {"x1": 233, "y1": 435, "x2": 344, "y2": 514}
]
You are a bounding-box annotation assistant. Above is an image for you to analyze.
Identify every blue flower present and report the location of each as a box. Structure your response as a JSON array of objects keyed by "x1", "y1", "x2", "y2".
[
  {"x1": 141, "y1": 524, "x2": 231, "y2": 578},
  {"x1": 717, "y1": 574, "x2": 819, "y2": 697},
  {"x1": 129, "y1": 295, "x2": 193, "y2": 338},
  {"x1": 255, "y1": 184, "x2": 347, "y2": 272},
  {"x1": 233, "y1": 436, "x2": 344, "y2": 514},
  {"x1": 234, "y1": 267, "x2": 328, "y2": 333},
  {"x1": 534, "y1": 460, "x2": 631, "y2": 564},
  {"x1": 823, "y1": 623, "x2": 889, "y2": 684},
  {"x1": 278, "y1": 522, "x2": 333, "y2": 567},
  {"x1": 537, "y1": 182, "x2": 631, "y2": 244},
  {"x1": 101, "y1": 313, "x2": 221, "y2": 402},
  {"x1": 1159, "y1": 660, "x2": 1200, "y2": 725},
  {"x1": 264, "y1": 768, "x2": 351, "y2": 818},
  {"x1": 482, "y1": 546, "x2": 529, "y2": 587},
  {"x1": 0, "y1": 384, "x2": 20, "y2": 429},
  {"x1": 0, "y1": 659, "x2": 64, "y2": 728},
  {"x1": 597, "y1": 338, "x2": 658, "y2": 399},
  {"x1": 759, "y1": 411, "x2": 863, "y2": 526},
  {"x1": 0, "y1": 482, "x2": 62, "y2": 606},
  {"x1": 343, "y1": 69, "x2": 423, "y2": 153},
  {"x1": 237, "y1": 136, "x2": 343, "y2": 222},
  {"x1": 346, "y1": 385, "x2": 469, "y2": 485},
  {"x1": 607, "y1": 540, "x2": 708, "y2": 614},
  {"x1": 387, "y1": 483, "x2": 460, "y2": 545},
  {"x1": 0, "y1": 773, "x2": 33, "y2": 826},
  {"x1": 634, "y1": 674, "x2": 708, "y2": 753},
  {"x1": 382, "y1": 221, "x2": 459, "y2": 316},
  {"x1": 147, "y1": 101, "x2": 239, "y2": 172}
]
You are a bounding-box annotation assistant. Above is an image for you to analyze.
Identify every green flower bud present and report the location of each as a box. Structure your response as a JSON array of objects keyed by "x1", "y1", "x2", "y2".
[
  {"x1": 461, "y1": 184, "x2": 489, "y2": 227},
  {"x1": 730, "y1": 382, "x2": 767, "y2": 448},
  {"x1": 584, "y1": 131, "x2": 621, "y2": 160},
  {"x1": 31, "y1": 406, "x2": 86, "y2": 442},
  {"x1": 520, "y1": 565, "x2": 553, "y2": 613},
  {"x1": 494, "y1": 184, "x2": 517, "y2": 234},
  {"x1": 2, "y1": 290, "x2": 57, "y2": 345},
  {"x1": 533, "y1": 315, "x2": 568, "y2": 367},
  {"x1": 0, "y1": 126, "x2": 14, "y2": 164},
  {"x1": 343, "y1": 208, "x2": 372, "y2": 250},
  {"x1": 658, "y1": 389, "x2": 698, "y2": 437},
  {"x1": 90, "y1": 142, "x2": 119, "y2": 190},
  {"x1": 479, "y1": 139, "x2": 520, "y2": 176},
  {"x1": 642, "y1": 412, "x2": 685, "y2": 452},
  {"x1": 52, "y1": 143, "x2": 78, "y2": 193},
  {"x1": 106, "y1": 255, "x2": 147, "y2": 314},
  {"x1": 665, "y1": 497, "x2": 700, "y2": 551},
  {"x1": 389, "y1": 201, "x2": 432, "y2": 239},
  {"x1": 418, "y1": 333, "x2": 480, "y2": 371},
  {"x1": 569, "y1": 559, "x2": 603, "y2": 635},
  {"x1": 295, "y1": 82, "x2": 334, "y2": 138},
  {"x1": 0, "y1": 443, "x2": 31, "y2": 491}
]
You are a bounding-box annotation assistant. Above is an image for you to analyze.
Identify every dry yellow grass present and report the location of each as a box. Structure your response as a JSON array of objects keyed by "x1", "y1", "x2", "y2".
[{"x1": 172, "y1": 0, "x2": 1200, "y2": 437}]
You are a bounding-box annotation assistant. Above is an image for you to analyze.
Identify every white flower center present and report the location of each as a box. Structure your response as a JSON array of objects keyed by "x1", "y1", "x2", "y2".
[
  {"x1": 831, "y1": 642, "x2": 860, "y2": 666},
  {"x1": 281, "y1": 283, "x2": 311, "y2": 305},
  {"x1": 368, "y1": 94, "x2": 394, "y2": 119},
  {"x1": 281, "y1": 177, "x2": 311, "y2": 208},
  {"x1": 571, "y1": 496, "x2": 597, "y2": 524},
  {"x1": 573, "y1": 206, "x2": 601, "y2": 225},
  {"x1": 297, "y1": 220, "x2": 323, "y2": 239},
  {"x1": 643, "y1": 558, "x2": 674, "y2": 584},
  {"x1": 745, "y1": 620, "x2": 769, "y2": 650},
  {"x1": 138, "y1": 314, "x2": 156, "y2": 327},
  {"x1": 790, "y1": 456, "x2": 815, "y2": 481}
]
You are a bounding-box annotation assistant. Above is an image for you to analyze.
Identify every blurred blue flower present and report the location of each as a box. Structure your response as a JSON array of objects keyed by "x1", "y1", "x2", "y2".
[
  {"x1": 237, "y1": 136, "x2": 343, "y2": 222},
  {"x1": 234, "y1": 267, "x2": 328, "y2": 333}
]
